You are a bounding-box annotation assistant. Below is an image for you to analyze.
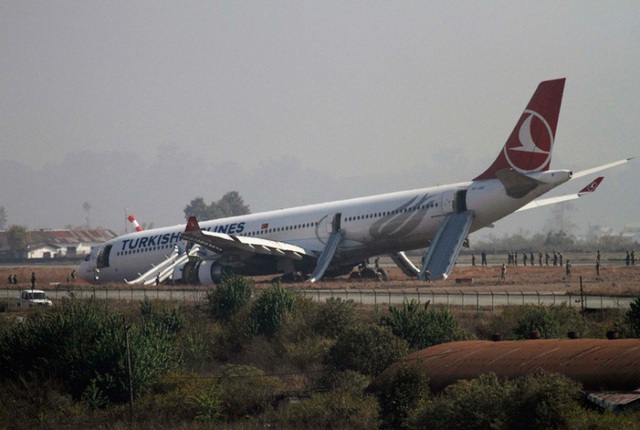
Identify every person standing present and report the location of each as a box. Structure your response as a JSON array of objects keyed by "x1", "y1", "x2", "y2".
[
  {"x1": 565, "y1": 260, "x2": 572, "y2": 277},
  {"x1": 500, "y1": 263, "x2": 507, "y2": 281},
  {"x1": 530, "y1": 251, "x2": 535, "y2": 267},
  {"x1": 30, "y1": 272, "x2": 36, "y2": 289},
  {"x1": 481, "y1": 250, "x2": 487, "y2": 266},
  {"x1": 471, "y1": 253, "x2": 476, "y2": 266}
]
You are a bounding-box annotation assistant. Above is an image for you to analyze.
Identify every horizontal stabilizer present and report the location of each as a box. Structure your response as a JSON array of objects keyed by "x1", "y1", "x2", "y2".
[
  {"x1": 571, "y1": 158, "x2": 633, "y2": 179},
  {"x1": 516, "y1": 177, "x2": 604, "y2": 212}
]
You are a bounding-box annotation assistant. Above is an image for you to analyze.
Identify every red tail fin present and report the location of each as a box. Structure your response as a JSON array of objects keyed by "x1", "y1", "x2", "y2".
[
  {"x1": 185, "y1": 216, "x2": 201, "y2": 232},
  {"x1": 474, "y1": 78, "x2": 566, "y2": 180}
]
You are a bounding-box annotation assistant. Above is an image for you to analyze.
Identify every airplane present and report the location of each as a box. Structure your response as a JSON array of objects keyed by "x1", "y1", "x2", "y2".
[{"x1": 78, "y1": 78, "x2": 632, "y2": 284}]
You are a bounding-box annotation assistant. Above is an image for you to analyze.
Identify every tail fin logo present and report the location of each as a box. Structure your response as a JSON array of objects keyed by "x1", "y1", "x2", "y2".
[{"x1": 505, "y1": 109, "x2": 554, "y2": 173}]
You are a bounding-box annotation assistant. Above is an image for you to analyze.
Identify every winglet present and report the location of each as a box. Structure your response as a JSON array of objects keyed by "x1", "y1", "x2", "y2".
[
  {"x1": 185, "y1": 216, "x2": 201, "y2": 232},
  {"x1": 578, "y1": 177, "x2": 604, "y2": 195}
]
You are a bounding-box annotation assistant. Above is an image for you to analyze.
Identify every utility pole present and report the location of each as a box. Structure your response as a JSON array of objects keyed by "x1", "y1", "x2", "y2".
[{"x1": 123, "y1": 317, "x2": 134, "y2": 423}]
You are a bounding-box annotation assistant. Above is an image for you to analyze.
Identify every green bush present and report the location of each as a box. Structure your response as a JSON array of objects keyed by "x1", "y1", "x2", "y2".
[
  {"x1": 0, "y1": 298, "x2": 181, "y2": 405},
  {"x1": 266, "y1": 369, "x2": 379, "y2": 429},
  {"x1": 381, "y1": 300, "x2": 472, "y2": 350},
  {"x1": 325, "y1": 322, "x2": 409, "y2": 376},
  {"x1": 487, "y1": 304, "x2": 585, "y2": 340},
  {"x1": 250, "y1": 283, "x2": 296, "y2": 336},
  {"x1": 376, "y1": 362, "x2": 430, "y2": 430},
  {"x1": 206, "y1": 273, "x2": 253, "y2": 320},
  {"x1": 216, "y1": 364, "x2": 284, "y2": 419},
  {"x1": 411, "y1": 371, "x2": 583, "y2": 430},
  {"x1": 625, "y1": 297, "x2": 640, "y2": 337},
  {"x1": 312, "y1": 297, "x2": 359, "y2": 338}
]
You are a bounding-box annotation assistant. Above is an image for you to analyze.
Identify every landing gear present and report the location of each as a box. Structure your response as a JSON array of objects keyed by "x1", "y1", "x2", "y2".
[{"x1": 349, "y1": 260, "x2": 388, "y2": 282}]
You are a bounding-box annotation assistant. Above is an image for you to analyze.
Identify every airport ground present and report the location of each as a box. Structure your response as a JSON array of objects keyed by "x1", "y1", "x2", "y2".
[{"x1": 1, "y1": 254, "x2": 639, "y2": 298}]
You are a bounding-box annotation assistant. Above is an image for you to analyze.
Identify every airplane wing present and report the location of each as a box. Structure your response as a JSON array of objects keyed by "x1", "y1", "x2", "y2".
[
  {"x1": 180, "y1": 217, "x2": 310, "y2": 260},
  {"x1": 516, "y1": 177, "x2": 604, "y2": 212}
]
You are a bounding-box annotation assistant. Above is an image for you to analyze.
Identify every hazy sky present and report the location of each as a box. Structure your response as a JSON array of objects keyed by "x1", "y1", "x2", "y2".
[{"x1": 1, "y1": 1, "x2": 638, "y2": 241}]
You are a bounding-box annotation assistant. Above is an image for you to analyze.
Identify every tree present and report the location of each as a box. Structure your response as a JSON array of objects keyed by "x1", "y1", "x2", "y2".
[
  {"x1": 184, "y1": 192, "x2": 250, "y2": 221},
  {"x1": 6, "y1": 225, "x2": 29, "y2": 258},
  {"x1": 0, "y1": 206, "x2": 7, "y2": 230},
  {"x1": 184, "y1": 197, "x2": 209, "y2": 220},
  {"x1": 217, "y1": 191, "x2": 250, "y2": 217}
]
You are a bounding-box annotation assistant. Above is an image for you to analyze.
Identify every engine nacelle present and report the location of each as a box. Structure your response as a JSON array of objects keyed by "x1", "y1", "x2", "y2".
[{"x1": 179, "y1": 260, "x2": 226, "y2": 285}]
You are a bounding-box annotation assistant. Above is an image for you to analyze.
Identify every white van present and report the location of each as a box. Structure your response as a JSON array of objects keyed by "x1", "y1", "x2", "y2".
[{"x1": 16, "y1": 290, "x2": 53, "y2": 307}]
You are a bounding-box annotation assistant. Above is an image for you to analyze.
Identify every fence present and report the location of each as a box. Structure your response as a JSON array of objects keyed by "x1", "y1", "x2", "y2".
[{"x1": 2, "y1": 286, "x2": 635, "y2": 312}]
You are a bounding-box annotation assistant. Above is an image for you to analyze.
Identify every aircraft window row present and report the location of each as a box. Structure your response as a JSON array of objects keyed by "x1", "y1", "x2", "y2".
[
  {"x1": 116, "y1": 243, "x2": 174, "y2": 256},
  {"x1": 344, "y1": 202, "x2": 437, "y2": 222},
  {"x1": 245, "y1": 222, "x2": 319, "y2": 237}
]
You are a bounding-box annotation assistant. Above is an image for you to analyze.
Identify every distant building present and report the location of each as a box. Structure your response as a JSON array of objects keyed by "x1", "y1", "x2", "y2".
[
  {"x1": 621, "y1": 224, "x2": 640, "y2": 243},
  {"x1": 0, "y1": 229, "x2": 116, "y2": 260}
]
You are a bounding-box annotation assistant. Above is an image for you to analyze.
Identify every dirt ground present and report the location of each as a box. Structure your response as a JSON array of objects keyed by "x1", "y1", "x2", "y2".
[{"x1": 1, "y1": 263, "x2": 639, "y2": 297}]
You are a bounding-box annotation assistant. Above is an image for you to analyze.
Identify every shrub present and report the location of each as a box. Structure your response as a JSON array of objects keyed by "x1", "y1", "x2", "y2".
[
  {"x1": 325, "y1": 322, "x2": 409, "y2": 376},
  {"x1": 625, "y1": 296, "x2": 640, "y2": 337},
  {"x1": 250, "y1": 283, "x2": 296, "y2": 336},
  {"x1": 265, "y1": 370, "x2": 379, "y2": 429},
  {"x1": 0, "y1": 298, "x2": 181, "y2": 405},
  {"x1": 216, "y1": 364, "x2": 284, "y2": 419},
  {"x1": 206, "y1": 274, "x2": 253, "y2": 320},
  {"x1": 488, "y1": 304, "x2": 584, "y2": 340},
  {"x1": 313, "y1": 297, "x2": 359, "y2": 338},
  {"x1": 411, "y1": 371, "x2": 583, "y2": 430},
  {"x1": 381, "y1": 300, "x2": 472, "y2": 350},
  {"x1": 376, "y1": 362, "x2": 430, "y2": 430}
]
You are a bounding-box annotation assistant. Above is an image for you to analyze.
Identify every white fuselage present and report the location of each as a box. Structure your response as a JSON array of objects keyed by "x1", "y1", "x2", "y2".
[{"x1": 78, "y1": 170, "x2": 571, "y2": 283}]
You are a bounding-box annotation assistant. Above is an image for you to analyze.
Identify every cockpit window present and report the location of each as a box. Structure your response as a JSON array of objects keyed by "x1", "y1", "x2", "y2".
[{"x1": 84, "y1": 254, "x2": 91, "y2": 261}]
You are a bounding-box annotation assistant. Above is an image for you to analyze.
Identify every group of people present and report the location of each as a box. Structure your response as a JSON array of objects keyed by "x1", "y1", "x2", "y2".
[
  {"x1": 626, "y1": 250, "x2": 636, "y2": 266},
  {"x1": 6, "y1": 270, "x2": 78, "y2": 286},
  {"x1": 6, "y1": 272, "x2": 36, "y2": 288},
  {"x1": 503, "y1": 250, "x2": 568, "y2": 267}
]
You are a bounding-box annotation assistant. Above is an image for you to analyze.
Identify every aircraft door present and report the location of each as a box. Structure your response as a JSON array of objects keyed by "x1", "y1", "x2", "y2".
[
  {"x1": 442, "y1": 190, "x2": 468, "y2": 214},
  {"x1": 456, "y1": 190, "x2": 468, "y2": 212},
  {"x1": 326, "y1": 213, "x2": 342, "y2": 234},
  {"x1": 442, "y1": 191, "x2": 456, "y2": 214},
  {"x1": 96, "y1": 244, "x2": 112, "y2": 269}
]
